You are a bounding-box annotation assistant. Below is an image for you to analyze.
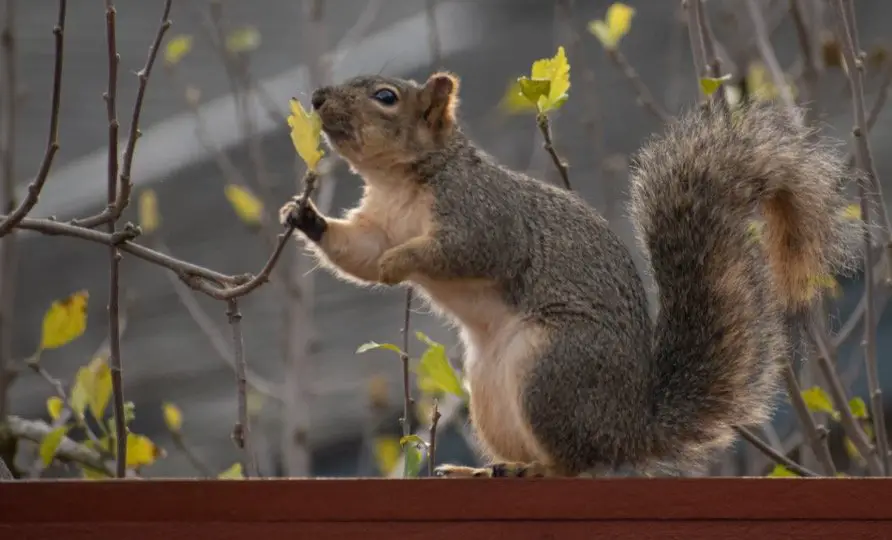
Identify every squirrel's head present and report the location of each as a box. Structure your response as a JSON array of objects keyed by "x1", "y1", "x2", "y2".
[{"x1": 310, "y1": 71, "x2": 460, "y2": 177}]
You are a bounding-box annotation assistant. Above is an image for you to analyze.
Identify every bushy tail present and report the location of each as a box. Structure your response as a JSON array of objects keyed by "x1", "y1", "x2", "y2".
[{"x1": 627, "y1": 102, "x2": 861, "y2": 465}]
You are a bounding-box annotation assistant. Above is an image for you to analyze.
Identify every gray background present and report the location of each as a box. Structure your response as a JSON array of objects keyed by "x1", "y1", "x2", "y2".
[{"x1": 4, "y1": 0, "x2": 892, "y2": 477}]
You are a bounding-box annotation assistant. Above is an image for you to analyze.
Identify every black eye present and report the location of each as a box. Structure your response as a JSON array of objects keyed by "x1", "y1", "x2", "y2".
[{"x1": 372, "y1": 88, "x2": 398, "y2": 106}]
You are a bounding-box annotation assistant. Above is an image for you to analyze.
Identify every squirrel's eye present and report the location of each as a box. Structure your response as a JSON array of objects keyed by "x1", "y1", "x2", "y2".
[{"x1": 372, "y1": 88, "x2": 399, "y2": 106}]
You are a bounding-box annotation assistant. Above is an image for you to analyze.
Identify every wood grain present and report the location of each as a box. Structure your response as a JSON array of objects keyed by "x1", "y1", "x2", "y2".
[{"x1": 1, "y1": 478, "x2": 890, "y2": 539}]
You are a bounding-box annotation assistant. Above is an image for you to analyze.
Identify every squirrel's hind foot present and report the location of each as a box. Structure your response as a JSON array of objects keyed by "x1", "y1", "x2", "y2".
[{"x1": 434, "y1": 461, "x2": 551, "y2": 478}]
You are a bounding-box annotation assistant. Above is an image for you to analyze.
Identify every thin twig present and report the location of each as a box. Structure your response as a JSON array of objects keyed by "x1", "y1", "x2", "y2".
[
  {"x1": 75, "y1": 0, "x2": 174, "y2": 229},
  {"x1": 694, "y1": 0, "x2": 728, "y2": 111},
  {"x1": 171, "y1": 432, "x2": 213, "y2": 478},
  {"x1": 810, "y1": 323, "x2": 883, "y2": 475},
  {"x1": 732, "y1": 425, "x2": 819, "y2": 477},
  {"x1": 425, "y1": 0, "x2": 441, "y2": 68},
  {"x1": 0, "y1": 0, "x2": 65, "y2": 236},
  {"x1": 226, "y1": 299, "x2": 258, "y2": 478},
  {"x1": 428, "y1": 398, "x2": 441, "y2": 476},
  {"x1": 781, "y1": 361, "x2": 837, "y2": 476},
  {"x1": 536, "y1": 113, "x2": 571, "y2": 190},
  {"x1": 154, "y1": 237, "x2": 282, "y2": 400},
  {"x1": 101, "y1": 0, "x2": 127, "y2": 480},
  {"x1": 0, "y1": 0, "x2": 19, "y2": 420},
  {"x1": 746, "y1": 0, "x2": 796, "y2": 113},
  {"x1": 400, "y1": 289, "x2": 413, "y2": 439},
  {"x1": 605, "y1": 48, "x2": 671, "y2": 123},
  {"x1": 3, "y1": 416, "x2": 117, "y2": 477},
  {"x1": 789, "y1": 0, "x2": 820, "y2": 124},
  {"x1": 834, "y1": 0, "x2": 890, "y2": 474}
]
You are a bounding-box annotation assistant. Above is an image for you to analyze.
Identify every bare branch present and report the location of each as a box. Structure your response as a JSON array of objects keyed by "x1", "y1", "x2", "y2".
[
  {"x1": 810, "y1": 323, "x2": 883, "y2": 475},
  {"x1": 536, "y1": 114, "x2": 571, "y2": 190},
  {"x1": 833, "y1": 0, "x2": 890, "y2": 475},
  {"x1": 427, "y1": 399, "x2": 441, "y2": 476},
  {"x1": 154, "y1": 237, "x2": 282, "y2": 401},
  {"x1": 75, "y1": 0, "x2": 174, "y2": 229},
  {"x1": 3, "y1": 416, "x2": 117, "y2": 477},
  {"x1": 606, "y1": 48, "x2": 671, "y2": 123},
  {"x1": 0, "y1": 0, "x2": 65, "y2": 236},
  {"x1": 399, "y1": 290, "x2": 413, "y2": 439},
  {"x1": 226, "y1": 299, "x2": 258, "y2": 478},
  {"x1": 426, "y1": 0, "x2": 441, "y2": 68},
  {"x1": 781, "y1": 361, "x2": 837, "y2": 476},
  {"x1": 745, "y1": 0, "x2": 796, "y2": 113},
  {"x1": 732, "y1": 425, "x2": 819, "y2": 477},
  {"x1": 170, "y1": 432, "x2": 213, "y2": 478}
]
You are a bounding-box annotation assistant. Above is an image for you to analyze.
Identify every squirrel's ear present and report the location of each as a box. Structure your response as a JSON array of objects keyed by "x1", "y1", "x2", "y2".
[{"x1": 420, "y1": 71, "x2": 460, "y2": 133}]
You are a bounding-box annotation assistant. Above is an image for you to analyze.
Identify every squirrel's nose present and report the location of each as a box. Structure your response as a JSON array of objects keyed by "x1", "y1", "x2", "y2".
[{"x1": 311, "y1": 89, "x2": 328, "y2": 110}]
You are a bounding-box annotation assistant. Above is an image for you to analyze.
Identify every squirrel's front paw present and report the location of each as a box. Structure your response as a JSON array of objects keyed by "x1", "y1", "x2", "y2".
[
  {"x1": 279, "y1": 196, "x2": 327, "y2": 242},
  {"x1": 377, "y1": 248, "x2": 415, "y2": 285}
]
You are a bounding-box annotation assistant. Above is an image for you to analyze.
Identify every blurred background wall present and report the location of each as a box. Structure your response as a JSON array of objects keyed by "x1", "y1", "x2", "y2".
[{"x1": 3, "y1": 0, "x2": 891, "y2": 478}]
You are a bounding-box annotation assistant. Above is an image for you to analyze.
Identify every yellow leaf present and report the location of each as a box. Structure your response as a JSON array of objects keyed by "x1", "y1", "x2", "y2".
[
  {"x1": 842, "y1": 204, "x2": 861, "y2": 221},
  {"x1": 39, "y1": 290, "x2": 89, "y2": 351},
  {"x1": 126, "y1": 432, "x2": 165, "y2": 468},
  {"x1": 218, "y1": 462, "x2": 245, "y2": 479},
  {"x1": 498, "y1": 79, "x2": 538, "y2": 114},
  {"x1": 747, "y1": 220, "x2": 764, "y2": 242},
  {"x1": 849, "y1": 397, "x2": 868, "y2": 419},
  {"x1": 588, "y1": 3, "x2": 635, "y2": 50},
  {"x1": 747, "y1": 61, "x2": 798, "y2": 103},
  {"x1": 164, "y1": 35, "x2": 193, "y2": 66},
  {"x1": 224, "y1": 184, "x2": 264, "y2": 226},
  {"x1": 138, "y1": 190, "x2": 160, "y2": 234},
  {"x1": 806, "y1": 274, "x2": 841, "y2": 300},
  {"x1": 528, "y1": 46, "x2": 571, "y2": 113},
  {"x1": 82, "y1": 467, "x2": 110, "y2": 480},
  {"x1": 287, "y1": 98, "x2": 324, "y2": 171},
  {"x1": 767, "y1": 463, "x2": 797, "y2": 477},
  {"x1": 226, "y1": 27, "x2": 261, "y2": 53},
  {"x1": 39, "y1": 426, "x2": 69, "y2": 467},
  {"x1": 46, "y1": 396, "x2": 64, "y2": 421},
  {"x1": 699, "y1": 74, "x2": 732, "y2": 96},
  {"x1": 373, "y1": 436, "x2": 401, "y2": 474},
  {"x1": 246, "y1": 388, "x2": 265, "y2": 417},
  {"x1": 162, "y1": 402, "x2": 183, "y2": 433},
  {"x1": 801, "y1": 386, "x2": 840, "y2": 420},
  {"x1": 70, "y1": 356, "x2": 112, "y2": 420}
]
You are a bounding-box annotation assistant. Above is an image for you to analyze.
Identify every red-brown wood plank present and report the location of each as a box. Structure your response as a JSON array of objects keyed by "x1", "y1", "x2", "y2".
[
  {"x1": 2, "y1": 521, "x2": 890, "y2": 540},
  {"x1": 1, "y1": 478, "x2": 891, "y2": 523}
]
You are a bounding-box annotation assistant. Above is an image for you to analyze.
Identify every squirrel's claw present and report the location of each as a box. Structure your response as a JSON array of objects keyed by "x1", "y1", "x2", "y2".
[{"x1": 434, "y1": 462, "x2": 550, "y2": 478}]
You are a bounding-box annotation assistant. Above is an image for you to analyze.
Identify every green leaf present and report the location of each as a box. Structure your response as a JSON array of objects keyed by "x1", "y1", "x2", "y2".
[
  {"x1": 517, "y1": 77, "x2": 551, "y2": 104},
  {"x1": 218, "y1": 462, "x2": 245, "y2": 479},
  {"x1": 356, "y1": 341, "x2": 404, "y2": 356},
  {"x1": 849, "y1": 397, "x2": 868, "y2": 419},
  {"x1": 39, "y1": 426, "x2": 69, "y2": 467},
  {"x1": 400, "y1": 434, "x2": 428, "y2": 448},
  {"x1": 587, "y1": 3, "x2": 636, "y2": 50},
  {"x1": 801, "y1": 386, "x2": 840, "y2": 420},
  {"x1": 123, "y1": 401, "x2": 136, "y2": 426},
  {"x1": 403, "y1": 443, "x2": 423, "y2": 478},
  {"x1": 699, "y1": 74, "x2": 732, "y2": 96},
  {"x1": 767, "y1": 463, "x2": 797, "y2": 477},
  {"x1": 413, "y1": 332, "x2": 465, "y2": 398}
]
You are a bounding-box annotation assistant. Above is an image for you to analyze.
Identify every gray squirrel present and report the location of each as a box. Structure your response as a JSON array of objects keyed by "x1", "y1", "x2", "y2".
[{"x1": 280, "y1": 71, "x2": 860, "y2": 477}]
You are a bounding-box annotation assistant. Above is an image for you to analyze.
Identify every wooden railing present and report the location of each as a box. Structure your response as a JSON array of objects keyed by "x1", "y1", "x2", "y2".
[{"x1": 1, "y1": 477, "x2": 890, "y2": 538}]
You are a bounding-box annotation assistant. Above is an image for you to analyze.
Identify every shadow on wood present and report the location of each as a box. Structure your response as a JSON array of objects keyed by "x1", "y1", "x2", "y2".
[{"x1": 1, "y1": 477, "x2": 891, "y2": 539}]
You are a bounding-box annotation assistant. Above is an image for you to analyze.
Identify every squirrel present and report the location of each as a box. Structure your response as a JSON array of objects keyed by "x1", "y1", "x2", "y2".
[{"x1": 279, "y1": 71, "x2": 861, "y2": 477}]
